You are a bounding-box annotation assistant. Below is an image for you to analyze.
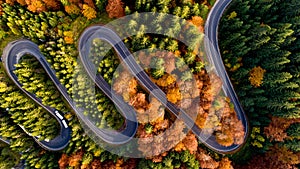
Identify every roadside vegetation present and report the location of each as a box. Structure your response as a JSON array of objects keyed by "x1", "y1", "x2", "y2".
[{"x1": 0, "y1": 140, "x2": 22, "y2": 169}]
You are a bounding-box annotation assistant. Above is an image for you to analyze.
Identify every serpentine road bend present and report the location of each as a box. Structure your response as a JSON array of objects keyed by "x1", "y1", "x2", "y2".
[
  {"x1": 79, "y1": 25, "x2": 248, "y2": 154},
  {"x1": 2, "y1": 40, "x2": 72, "y2": 151},
  {"x1": 205, "y1": 0, "x2": 249, "y2": 152},
  {"x1": 2, "y1": 40, "x2": 138, "y2": 151},
  {"x1": 1, "y1": 0, "x2": 248, "y2": 153}
]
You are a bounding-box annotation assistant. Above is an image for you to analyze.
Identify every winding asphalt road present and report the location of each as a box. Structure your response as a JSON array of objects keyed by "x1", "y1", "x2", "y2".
[
  {"x1": 2, "y1": 41, "x2": 72, "y2": 151},
  {"x1": 79, "y1": 25, "x2": 248, "y2": 154},
  {"x1": 205, "y1": 0, "x2": 249, "y2": 152},
  {"x1": 1, "y1": 0, "x2": 248, "y2": 153},
  {"x1": 1, "y1": 40, "x2": 138, "y2": 151}
]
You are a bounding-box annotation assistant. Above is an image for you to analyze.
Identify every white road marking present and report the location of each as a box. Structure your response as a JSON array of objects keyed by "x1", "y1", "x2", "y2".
[
  {"x1": 55, "y1": 112, "x2": 64, "y2": 120},
  {"x1": 62, "y1": 120, "x2": 68, "y2": 128}
]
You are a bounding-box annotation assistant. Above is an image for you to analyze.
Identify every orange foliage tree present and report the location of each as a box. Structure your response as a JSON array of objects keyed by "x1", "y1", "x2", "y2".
[
  {"x1": 17, "y1": 0, "x2": 26, "y2": 5},
  {"x1": 235, "y1": 145, "x2": 300, "y2": 169},
  {"x1": 42, "y1": 0, "x2": 60, "y2": 10},
  {"x1": 174, "y1": 132, "x2": 198, "y2": 154},
  {"x1": 4, "y1": 0, "x2": 15, "y2": 5},
  {"x1": 83, "y1": 0, "x2": 95, "y2": 8},
  {"x1": 59, "y1": 150, "x2": 138, "y2": 169},
  {"x1": 218, "y1": 158, "x2": 232, "y2": 169},
  {"x1": 65, "y1": 3, "x2": 81, "y2": 15},
  {"x1": 215, "y1": 97, "x2": 245, "y2": 146},
  {"x1": 196, "y1": 148, "x2": 233, "y2": 169},
  {"x1": 106, "y1": 0, "x2": 125, "y2": 18},
  {"x1": 58, "y1": 150, "x2": 84, "y2": 169},
  {"x1": 166, "y1": 87, "x2": 181, "y2": 104},
  {"x1": 5, "y1": 0, "x2": 61, "y2": 12},
  {"x1": 264, "y1": 116, "x2": 300, "y2": 142},
  {"x1": 59, "y1": 0, "x2": 97, "y2": 19},
  {"x1": 188, "y1": 16, "x2": 204, "y2": 32},
  {"x1": 0, "y1": 1, "x2": 3, "y2": 15},
  {"x1": 27, "y1": 0, "x2": 46, "y2": 13}
]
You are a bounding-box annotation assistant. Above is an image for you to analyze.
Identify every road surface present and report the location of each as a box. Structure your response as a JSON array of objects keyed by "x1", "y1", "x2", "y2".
[
  {"x1": 2, "y1": 40, "x2": 138, "y2": 150},
  {"x1": 79, "y1": 25, "x2": 248, "y2": 153},
  {"x1": 205, "y1": 0, "x2": 249, "y2": 153},
  {"x1": 1, "y1": 1, "x2": 249, "y2": 153}
]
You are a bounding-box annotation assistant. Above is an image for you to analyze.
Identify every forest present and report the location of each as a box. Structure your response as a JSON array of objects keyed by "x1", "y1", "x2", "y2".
[
  {"x1": 0, "y1": 0, "x2": 298, "y2": 168},
  {"x1": 219, "y1": 0, "x2": 300, "y2": 168},
  {"x1": 0, "y1": 0, "x2": 244, "y2": 168},
  {"x1": 0, "y1": 140, "x2": 22, "y2": 169}
]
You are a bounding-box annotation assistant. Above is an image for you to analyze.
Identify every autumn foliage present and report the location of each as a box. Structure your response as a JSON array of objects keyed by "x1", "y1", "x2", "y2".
[
  {"x1": 58, "y1": 150, "x2": 84, "y2": 169},
  {"x1": 64, "y1": 4, "x2": 81, "y2": 15},
  {"x1": 174, "y1": 132, "x2": 198, "y2": 154},
  {"x1": 106, "y1": 0, "x2": 125, "y2": 18},
  {"x1": 188, "y1": 16, "x2": 204, "y2": 32},
  {"x1": 82, "y1": 4, "x2": 96, "y2": 20},
  {"x1": 41, "y1": 0, "x2": 60, "y2": 10},
  {"x1": 249, "y1": 66, "x2": 266, "y2": 87},
  {"x1": 58, "y1": 150, "x2": 138, "y2": 169},
  {"x1": 16, "y1": 0, "x2": 26, "y2": 5},
  {"x1": 2, "y1": 0, "x2": 61, "y2": 13},
  {"x1": 264, "y1": 116, "x2": 300, "y2": 142},
  {"x1": 0, "y1": 1, "x2": 3, "y2": 15},
  {"x1": 196, "y1": 148, "x2": 233, "y2": 169},
  {"x1": 62, "y1": 0, "x2": 97, "y2": 20},
  {"x1": 235, "y1": 145, "x2": 300, "y2": 169},
  {"x1": 27, "y1": 0, "x2": 46, "y2": 13}
]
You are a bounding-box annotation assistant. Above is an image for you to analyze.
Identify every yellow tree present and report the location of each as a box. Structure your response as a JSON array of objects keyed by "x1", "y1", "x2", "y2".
[
  {"x1": 82, "y1": 4, "x2": 97, "y2": 20},
  {"x1": 65, "y1": 4, "x2": 81, "y2": 15},
  {"x1": 249, "y1": 66, "x2": 266, "y2": 87}
]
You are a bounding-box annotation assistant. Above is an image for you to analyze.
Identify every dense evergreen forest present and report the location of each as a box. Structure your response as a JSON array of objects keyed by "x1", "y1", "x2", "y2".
[
  {"x1": 0, "y1": 140, "x2": 22, "y2": 169},
  {"x1": 219, "y1": 0, "x2": 300, "y2": 168}
]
